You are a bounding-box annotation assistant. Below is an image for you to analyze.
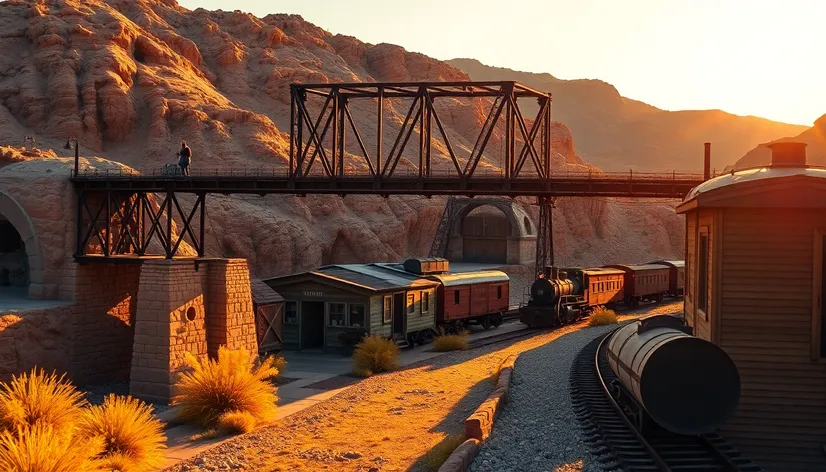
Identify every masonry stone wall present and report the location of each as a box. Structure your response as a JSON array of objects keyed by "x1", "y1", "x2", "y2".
[
  {"x1": 130, "y1": 259, "x2": 256, "y2": 404},
  {"x1": 0, "y1": 308, "x2": 72, "y2": 380},
  {"x1": 71, "y1": 264, "x2": 141, "y2": 384}
]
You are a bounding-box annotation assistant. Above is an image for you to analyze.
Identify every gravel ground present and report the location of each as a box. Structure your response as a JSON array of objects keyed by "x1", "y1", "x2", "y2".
[{"x1": 470, "y1": 324, "x2": 621, "y2": 472}]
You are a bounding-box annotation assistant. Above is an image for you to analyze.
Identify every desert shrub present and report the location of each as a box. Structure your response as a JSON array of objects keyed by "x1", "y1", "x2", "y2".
[
  {"x1": 172, "y1": 347, "x2": 279, "y2": 430},
  {"x1": 420, "y1": 433, "x2": 466, "y2": 471},
  {"x1": 0, "y1": 424, "x2": 104, "y2": 472},
  {"x1": 79, "y1": 394, "x2": 166, "y2": 472},
  {"x1": 432, "y1": 329, "x2": 469, "y2": 352},
  {"x1": 588, "y1": 306, "x2": 619, "y2": 327},
  {"x1": 217, "y1": 410, "x2": 256, "y2": 435},
  {"x1": 352, "y1": 335, "x2": 399, "y2": 376},
  {"x1": 0, "y1": 368, "x2": 86, "y2": 433}
]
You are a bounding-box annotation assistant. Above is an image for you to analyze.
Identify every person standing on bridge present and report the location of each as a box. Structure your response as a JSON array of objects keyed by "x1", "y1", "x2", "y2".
[{"x1": 178, "y1": 141, "x2": 192, "y2": 176}]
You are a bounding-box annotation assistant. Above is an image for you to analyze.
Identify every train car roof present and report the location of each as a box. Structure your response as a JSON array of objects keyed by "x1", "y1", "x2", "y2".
[
  {"x1": 425, "y1": 270, "x2": 510, "y2": 287},
  {"x1": 605, "y1": 263, "x2": 671, "y2": 272},
  {"x1": 581, "y1": 268, "x2": 626, "y2": 276},
  {"x1": 647, "y1": 260, "x2": 685, "y2": 268}
]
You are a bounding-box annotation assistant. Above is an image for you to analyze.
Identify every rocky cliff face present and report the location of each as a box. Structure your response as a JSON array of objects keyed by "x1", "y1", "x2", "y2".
[
  {"x1": 449, "y1": 58, "x2": 808, "y2": 172},
  {"x1": 0, "y1": 0, "x2": 685, "y2": 279},
  {"x1": 732, "y1": 113, "x2": 826, "y2": 169}
]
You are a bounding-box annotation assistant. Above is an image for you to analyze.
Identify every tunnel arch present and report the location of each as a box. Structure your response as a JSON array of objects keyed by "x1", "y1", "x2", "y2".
[
  {"x1": 0, "y1": 191, "x2": 44, "y2": 298},
  {"x1": 444, "y1": 198, "x2": 535, "y2": 265},
  {"x1": 460, "y1": 205, "x2": 511, "y2": 264}
]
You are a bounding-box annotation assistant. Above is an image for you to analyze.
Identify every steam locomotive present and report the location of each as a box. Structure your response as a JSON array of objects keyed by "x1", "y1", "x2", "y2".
[{"x1": 519, "y1": 261, "x2": 684, "y2": 328}]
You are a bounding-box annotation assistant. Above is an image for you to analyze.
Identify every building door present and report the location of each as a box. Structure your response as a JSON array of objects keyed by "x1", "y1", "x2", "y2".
[
  {"x1": 461, "y1": 209, "x2": 509, "y2": 264},
  {"x1": 392, "y1": 293, "x2": 405, "y2": 337},
  {"x1": 300, "y1": 301, "x2": 325, "y2": 350}
]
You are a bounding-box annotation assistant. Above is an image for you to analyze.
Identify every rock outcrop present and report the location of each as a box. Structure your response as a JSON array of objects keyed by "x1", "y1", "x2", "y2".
[
  {"x1": 0, "y1": 0, "x2": 688, "y2": 280},
  {"x1": 732, "y1": 112, "x2": 826, "y2": 170}
]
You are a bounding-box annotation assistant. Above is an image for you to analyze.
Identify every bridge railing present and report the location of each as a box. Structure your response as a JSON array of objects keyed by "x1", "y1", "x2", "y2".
[{"x1": 71, "y1": 166, "x2": 708, "y2": 181}]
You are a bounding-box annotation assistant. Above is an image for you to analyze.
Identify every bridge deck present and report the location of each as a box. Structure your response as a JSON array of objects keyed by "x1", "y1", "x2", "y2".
[{"x1": 72, "y1": 171, "x2": 704, "y2": 198}]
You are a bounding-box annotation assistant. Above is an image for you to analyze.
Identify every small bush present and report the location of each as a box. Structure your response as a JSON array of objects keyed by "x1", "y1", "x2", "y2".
[
  {"x1": 0, "y1": 368, "x2": 86, "y2": 433},
  {"x1": 217, "y1": 410, "x2": 257, "y2": 435},
  {"x1": 80, "y1": 394, "x2": 166, "y2": 471},
  {"x1": 588, "y1": 307, "x2": 619, "y2": 326},
  {"x1": 433, "y1": 328, "x2": 469, "y2": 352},
  {"x1": 352, "y1": 335, "x2": 399, "y2": 376},
  {"x1": 0, "y1": 424, "x2": 103, "y2": 472},
  {"x1": 172, "y1": 347, "x2": 279, "y2": 431},
  {"x1": 420, "y1": 433, "x2": 466, "y2": 471}
]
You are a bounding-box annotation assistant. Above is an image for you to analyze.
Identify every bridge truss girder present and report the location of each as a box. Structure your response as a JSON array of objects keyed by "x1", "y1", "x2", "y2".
[
  {"x1": 289, "y1": 81, "x2": 552, "y2": 184},
  {"x1": 75, "y1": 189, "x2": 205, "y2": 260}
]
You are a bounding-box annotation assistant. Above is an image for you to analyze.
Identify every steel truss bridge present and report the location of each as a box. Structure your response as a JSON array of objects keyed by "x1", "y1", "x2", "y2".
[{"x1": 71, "y1": 81, "x2": 708, "y2": 275}]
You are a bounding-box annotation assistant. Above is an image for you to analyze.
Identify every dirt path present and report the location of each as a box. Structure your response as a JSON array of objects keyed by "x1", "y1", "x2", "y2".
[{"x1": 166, "y1": 301, "x2": 683, "y2": 472}]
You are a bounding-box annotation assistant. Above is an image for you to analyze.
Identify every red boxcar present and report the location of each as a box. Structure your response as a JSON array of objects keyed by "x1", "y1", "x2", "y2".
[
  {"x1": 604, "y1": 263, "x2": 670, "y2": 307},
  {"x1": 429, "y1": 271, "x2": 510, "y2": 330},
  {"x1": 648, "y1": 260, "x2": 685, "y2": 297}
]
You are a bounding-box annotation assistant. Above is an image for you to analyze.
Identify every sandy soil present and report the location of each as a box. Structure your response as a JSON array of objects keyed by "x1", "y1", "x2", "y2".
[{"x1": 166, "y1": 301, "x2": 683, "y2": 472}]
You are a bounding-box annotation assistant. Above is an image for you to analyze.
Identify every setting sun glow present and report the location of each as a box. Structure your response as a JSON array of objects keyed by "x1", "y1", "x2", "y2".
[{"x1": 183, "y1": 0, "x2": 825, "y2": 126}]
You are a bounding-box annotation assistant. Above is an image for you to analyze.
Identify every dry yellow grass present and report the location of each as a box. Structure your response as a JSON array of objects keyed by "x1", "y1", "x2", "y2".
[
  {"x1": 79, "y1": 394, "x2": 166, "y2": 472},
  {"x1": 419, "y1": 433, "x2": 466, "y2": 471},
  {"x1": 0, "y1": 368, "x2": 87, "y2": 433},
  {"x1": 588, "y1": 306, "x2": 619, "y2": 326},
  {"x1": 352, "y1": 335, "x2": 399, "y2": 376},
  {"x1": 0, "y1": 424, "x2": 104, "y2": 472},
  {"x1": 172, "y1": 347, "x2": 279, "y2": 430},
  {"x1": 218, "y1": 410, "x2": 257, "y2": 435},
  {"x1": 432, "y1": 331, "x2": 469, "y2": 352}
]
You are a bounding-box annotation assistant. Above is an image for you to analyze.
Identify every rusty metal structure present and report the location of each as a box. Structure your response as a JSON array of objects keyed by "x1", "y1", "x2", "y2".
[
  {"x1": 71, "y1": 81, "x2": 707, "y2": 270},
  {"x1": 535, "y1": 196, "x2": 555, "y2": 273}
]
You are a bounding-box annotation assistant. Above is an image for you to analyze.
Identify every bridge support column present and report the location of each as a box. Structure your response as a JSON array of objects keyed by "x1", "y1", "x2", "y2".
[
  {"x1": 535, "y1": 197, "x2": 554, "y2": 278},
  {"x1": 129, "y1": 259, "x2": 257, "y2": 405}
]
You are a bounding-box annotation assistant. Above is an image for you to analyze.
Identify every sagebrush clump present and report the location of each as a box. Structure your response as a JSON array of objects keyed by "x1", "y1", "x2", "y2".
[
  {"x1": 172, "y1": 347, "x2": 279, "y2": 431},
  {"x1": 217, "y1": 410, "x2": 257, "y2": 435},
  {"x1": 80, "y1": 394, "x2": 166, "y2": 471},
  {"x1": 0, "y1": 423, "x2": 103, "y2": 472},
  {"x1": 0, "y1": 368, "x2": 86, "y2": 433},
  {"x1": 588, "y1": 306, "x2": 619, "y2": 326},
  {"x1": 352, "y1": 335, "x2": 399, "y2": 376},
  {"x1": 432, "y1": 329, "x2": 470, "y2": 352}
]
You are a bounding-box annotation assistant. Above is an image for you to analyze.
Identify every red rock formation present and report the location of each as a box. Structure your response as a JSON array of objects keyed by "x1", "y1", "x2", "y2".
[{"x1": 0, "y1": 0, "x2": 687, "y2": 279}]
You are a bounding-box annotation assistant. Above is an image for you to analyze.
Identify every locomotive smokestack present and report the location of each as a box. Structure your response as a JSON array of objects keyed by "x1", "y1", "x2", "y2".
[
  {"x1": 768, "y1": 141, "x2": 807, "y2": 168},
  {"x1": 703, "y1": 142, "x2": 711, "y2": 180}
]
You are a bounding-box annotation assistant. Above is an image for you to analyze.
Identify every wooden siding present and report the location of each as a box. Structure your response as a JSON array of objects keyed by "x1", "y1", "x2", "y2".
[
  {"x1": 718, "y1": 208, "x2": 826, "y2": 471},
  {"x1": 685, "y1": 209, "x2": 715, "y2": 342},
  {"x1": 407, "y1": 288, "x2": 436, "y2": 334},
  {"x1": 442, "y1": 286, "x2": 471, "y2": 321},
  {"x1": 370, "y1": 295, "x2": 391, "y2": 337},
  {"x1": 584, "y1": 273, "x2": 624, "y2": 306}
]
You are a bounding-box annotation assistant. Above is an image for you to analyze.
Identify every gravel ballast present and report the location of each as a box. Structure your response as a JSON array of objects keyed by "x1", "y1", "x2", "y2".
[{"x1": 470, "y1": 324, "x2": 621, "y2": 472}]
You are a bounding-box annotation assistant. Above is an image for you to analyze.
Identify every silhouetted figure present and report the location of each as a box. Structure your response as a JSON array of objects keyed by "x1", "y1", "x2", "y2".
[{"x1": 178, "y1": 141, "x2": 192, "y2": 176}]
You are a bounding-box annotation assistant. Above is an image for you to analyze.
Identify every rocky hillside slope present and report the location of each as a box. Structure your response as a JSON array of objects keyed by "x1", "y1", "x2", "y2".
[
  {"x1": 449, "y1": 58, "x2": 807, "y2": 173},
  {"x1": 732, "y1": 113, "x2": 826, "y2": 169},
  {"x1": 0, "y1": 0, "x2": 683, "y2": 279}
]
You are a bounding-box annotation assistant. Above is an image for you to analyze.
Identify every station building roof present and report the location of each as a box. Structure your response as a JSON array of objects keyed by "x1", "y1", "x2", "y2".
[
  {"x1": 250, "y1": 279, "x2": 284, "y2": 305},
  {"x1": 264, "y1": 263, "x2": 439, "y2": 294},
  {"x1": 677, "y1": 142, "x2": 826, "y2": 213}
]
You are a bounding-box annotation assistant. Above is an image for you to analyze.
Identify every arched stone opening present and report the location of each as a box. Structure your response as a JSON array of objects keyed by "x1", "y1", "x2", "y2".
[
  {"x1": 460, "y1": 205, "x2": 511, "y2": 264},
  {"x1": 0, "y1": 191, "x2": 45, "y2": 299}
]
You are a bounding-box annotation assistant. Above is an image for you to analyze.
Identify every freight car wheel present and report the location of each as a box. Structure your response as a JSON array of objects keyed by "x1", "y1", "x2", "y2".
[
  {"x1": 481, "y1": 318, "x2": 492, "y2": 330},
  {"x1": 492, "y1": 315, "x2": 503, "y2": 328}
]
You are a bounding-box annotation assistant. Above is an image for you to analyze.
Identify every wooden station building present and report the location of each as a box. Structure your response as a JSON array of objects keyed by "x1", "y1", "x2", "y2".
[
  {"x1": 677, "y1": 142, "x2": 826, "y2": 471},
  {"x1": 263, "y1": 263, "x2": 440, "y2": 353}
]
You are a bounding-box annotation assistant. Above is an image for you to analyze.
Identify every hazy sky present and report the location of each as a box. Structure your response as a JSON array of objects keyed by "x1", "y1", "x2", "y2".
[{"x1": 182, "y1": 0, "x2": 823, "y2": 126}]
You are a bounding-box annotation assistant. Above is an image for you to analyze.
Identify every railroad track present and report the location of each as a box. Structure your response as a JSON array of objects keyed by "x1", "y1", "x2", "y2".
[
  {"x1": 570, "y1": 328, "x2": 762, "y2": 472},
  {"x1": 466, "y1": 325, "x2": 540, "y2": 350}
]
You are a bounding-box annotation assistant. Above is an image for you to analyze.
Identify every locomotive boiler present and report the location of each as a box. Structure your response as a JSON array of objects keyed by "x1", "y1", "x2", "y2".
[
  {"x1": 606, "y1": 315, "x2": 741, "y2": 435},
  {"x1": 519, "y1": 266, "x2": 625, "y2": 328}
]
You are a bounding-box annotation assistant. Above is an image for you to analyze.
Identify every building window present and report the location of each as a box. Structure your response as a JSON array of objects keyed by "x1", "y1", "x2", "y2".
[
  {"x1": 422, "y1": 291, "x2": 429, "y2": 313},
  {"x1": 329, "y1": 302, "x2": 346, "y2": 327},
  {"x1": 349, "y1": 304, "x2": 366, "y2": 328},
  {"x1": 408, "y1": 293, "x2": 415, "y2": 314},
  {"x1": 454, "y1": 290, "x2": 460, "y2": 305},
  {"x1": 698, "y1": 233, "x2": 709, "y2": 313},
  {"x1": 497, "y1": 286, "x2": 502, "y2": 299},
  {"x1": 285, "y1": 301, "x2": 298, "y2": 324},
  {"x1": 383, "y1": 296, "x2": 391, "y2": 324}
]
